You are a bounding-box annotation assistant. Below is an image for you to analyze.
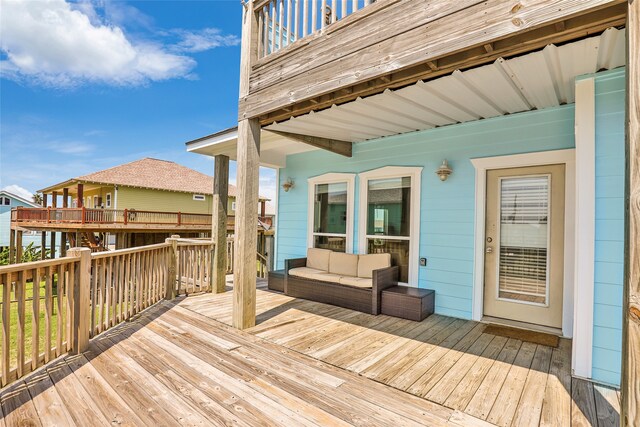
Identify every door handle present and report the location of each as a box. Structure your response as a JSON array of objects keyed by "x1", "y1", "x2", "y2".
[{"x1": 486, "y1": 246, "x2": 493, "y2": 254}]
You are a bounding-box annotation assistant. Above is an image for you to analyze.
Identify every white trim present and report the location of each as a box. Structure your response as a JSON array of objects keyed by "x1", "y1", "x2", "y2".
[
  {"x1": 470, "y1": 149, "x2": 576, "y2": 340},
  {"x1": 105, "y1": 193, "x2": 112, "y2": 208},
  {"x1": 113, "y1": 186, "x2": 118, "y2": 210},
  {"x1": 273, "y1": 168, "x2": 280, "y2": 267},
  {"x1": 307, "y1": 173, "x2": 356, "y2": 253},
  {"x1": 572, "y1": 77, "x2": 596, "y2": 379},
  {"x1": 358, "y1": 166, "x2": 423, "y2": 286}
]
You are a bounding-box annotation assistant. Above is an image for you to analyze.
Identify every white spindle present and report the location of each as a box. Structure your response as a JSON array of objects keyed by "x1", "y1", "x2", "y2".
[
  {"x1": 294, "y1": 0, "x2": 299, "y2": 39},
  {"x1": 332, "y1": 0, "x2": 337, "y2": 23},
  {"x1": 312, "y1": 0, "x2": 318, "y2": 32},
  {"x1": 321, "y1": 0, "x2": 326, "y2": 29},
  {"x1": 278, "y1": 0, "x2": 284, "y2": 50},
  {"x1": 303, "y1": 0, "x2": 308, "y2": 36},
  {"x1": 258, "y1": 8, "x2": 264, "y2": 57},
  {"x1": 352, "y1": 0, "x2": 357, "y2": 12},
  {"x1": 341, "y1": 0, "x2": 347, "y2": 19},
  {"x1": 286, "y1": 0, "x2": 292, "y2": 46},
  {"x1": 271, "y1": 0, "x2": 276, "y2": 53}
]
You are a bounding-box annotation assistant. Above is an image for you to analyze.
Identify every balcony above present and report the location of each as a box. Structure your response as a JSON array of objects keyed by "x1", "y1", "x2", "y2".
[{"x1": 241, "y1": 0, "x2": 627, "y2": 124}]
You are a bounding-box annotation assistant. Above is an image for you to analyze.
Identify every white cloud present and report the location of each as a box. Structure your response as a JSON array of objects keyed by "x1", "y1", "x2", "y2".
[
  {"x1": 1, "y1": 184, "x2": 34, "y2": 201},
  {"x1": 0, "y1": 0, "x2": 199, "y2": 87},
  {"x1": 172, "y1": 28, "x2": 240, "y2": 53}
]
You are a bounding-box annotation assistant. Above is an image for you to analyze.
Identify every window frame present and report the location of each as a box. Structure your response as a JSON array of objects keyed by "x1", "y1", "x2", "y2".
[
  {"x1": 193, "y1": 194, "x2": 206, "y2": 201},
  {"x1": 358, "y1": 166, "x2": 422, "y2": 286},
  {"x1": 106, "y1": 193, "x2": 112, "y2": 208},
  {"x1": 307, "y1": 173, "x2": 355, "y2": 253}
]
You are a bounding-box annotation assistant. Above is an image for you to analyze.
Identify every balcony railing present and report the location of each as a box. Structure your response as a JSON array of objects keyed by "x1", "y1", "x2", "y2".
[
  {"x1": 11, "y1": 207, "x2": 213, "y2": 227},
  {"x1": 255, "y1": 0, "x2": 374, "y2": 58}
]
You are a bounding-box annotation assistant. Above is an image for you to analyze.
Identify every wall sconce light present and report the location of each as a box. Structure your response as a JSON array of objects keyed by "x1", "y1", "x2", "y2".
[
  {"x1": 282, "y1": 178, "x2": 295, "y2": 192},
  {"x1": 436, "y1": 160, "x2": 452, "y2": 181}
]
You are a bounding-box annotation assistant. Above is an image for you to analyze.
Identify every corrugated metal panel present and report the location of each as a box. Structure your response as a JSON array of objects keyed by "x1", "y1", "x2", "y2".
[{"x1": 266, "y1": 28, "x2": 626, "y2": 143}]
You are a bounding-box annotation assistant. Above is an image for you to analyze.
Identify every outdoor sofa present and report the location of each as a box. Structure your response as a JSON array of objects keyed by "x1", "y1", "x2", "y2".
[{"x1": 284, "y1": 248, "x2": 399, "y2": 314}]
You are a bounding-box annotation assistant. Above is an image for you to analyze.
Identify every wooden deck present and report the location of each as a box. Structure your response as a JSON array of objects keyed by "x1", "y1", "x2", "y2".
[{"x1": 1, "y1": 279, "x2": 620, "y2": 426}]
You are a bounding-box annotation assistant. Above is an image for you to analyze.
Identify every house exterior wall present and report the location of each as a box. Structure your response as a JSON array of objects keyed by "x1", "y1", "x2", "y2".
[
  {"x1": 275, "y1": 104, "x2": 576, "y2": 319},
  {"x1": 591, "y1": 68, "x2": 625, "y2": 386},
  {"x1": 0, "y1": 195, "x2": 42, "y2": 248},
  {"x1": 116, "y1": 187, "x2": 213, "y2": 214}
]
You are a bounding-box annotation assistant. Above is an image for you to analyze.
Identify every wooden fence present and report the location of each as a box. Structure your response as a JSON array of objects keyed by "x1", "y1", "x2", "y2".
[
  {"x1": 255, "y1": 0, "x2": 374, "y2": 58},
  {"x1": 0, "y1": 237, "x2": 215, "y2": 387}
]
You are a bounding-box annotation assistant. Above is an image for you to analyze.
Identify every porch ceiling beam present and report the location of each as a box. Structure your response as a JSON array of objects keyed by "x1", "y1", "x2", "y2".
[
  {"x1": 267, "y1": 130, "x2": 352, "y2": 157},
  {"x1": 622, "y1": 0, "x2": 639, "y2": 425},
  {"x1": 244, "y1": 1, "x2": 626, "y2": 125}
]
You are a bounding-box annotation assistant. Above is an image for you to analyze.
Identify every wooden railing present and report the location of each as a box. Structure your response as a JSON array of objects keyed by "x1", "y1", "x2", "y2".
[
  {"x1": 89, "y1": 244, "x2": 171, "y2": 338},
  {"x1": 255, "y1": 0, "x2": 374, "y2": 58},
  {"x1": 174, "y1": 239, "x2": 214, "y2": 295},
  {"x1": 0, "y1": 237, "x2": 216, "y2": 388},
  {"x1": 11, "y1": 207, "x2": 212, "y2": 227},
  {"x1": 0, "y1": 256, "x2": 81, "y2": 387}
]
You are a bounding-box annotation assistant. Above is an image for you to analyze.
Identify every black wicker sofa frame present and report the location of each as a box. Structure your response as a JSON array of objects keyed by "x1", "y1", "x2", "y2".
[{"x1": 284, "y1": 257, "x2": 399, "y2": 315}]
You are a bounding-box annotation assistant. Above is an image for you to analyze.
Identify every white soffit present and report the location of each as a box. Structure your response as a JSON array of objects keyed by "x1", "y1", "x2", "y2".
[{"x1": 266, "y1": 28, "x2": 626, "y2": 142}]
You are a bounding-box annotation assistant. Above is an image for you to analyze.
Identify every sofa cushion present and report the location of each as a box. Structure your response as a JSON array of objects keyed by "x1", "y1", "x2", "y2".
[
  {"x1": 328, "y1": 252, "x2": 359, "y2": 277},
  {"x1": 339, "y1": 276, "x2": 373, "y2": 288},
  {"x1": 357, "y1": 253, "x2": 391, "y2": 278},
  {"x1": 310, "y1": 273, "x2": 343, "y2": 283},
  {"x1": 289, "y1": 267, "x2": 328, "y2": 279},
  {"x1": 306, "y1": 248, "x2": 332, "y2": 271}
]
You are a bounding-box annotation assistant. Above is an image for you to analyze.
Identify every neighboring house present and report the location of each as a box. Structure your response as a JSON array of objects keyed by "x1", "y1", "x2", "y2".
[
  {"x1": 190, "y1": 3, "x2": 635, "y2": 398},
  {"x1": 9, "y1": 158, "x2": 270, "y2": 256},
  {"x1": 0, "y1": 190, "x2": 42, "y2": 249}
]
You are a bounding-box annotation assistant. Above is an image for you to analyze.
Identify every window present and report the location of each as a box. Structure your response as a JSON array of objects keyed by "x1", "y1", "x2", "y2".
[
  {"x1": 193, "y1": 194, "x2": 205, "y2": 201},
  {"x1": 359, "y1": 167, "x2": 422, "y2": 285},
  {"x1": 93, "y1": 196, "x2": 98, "y2": 208},
  {"x1": 307, "y1": 173, "x2": 355, "y2": 253},
  {"x1": 1, "y1": 197, "x2": 10, "y2": 206},
  {"x1": 231, "y1": 201, "x2": 237, "y2": 211},
  {"x1": 106, "y1": 193, "x2": 112, "y2": 208}
]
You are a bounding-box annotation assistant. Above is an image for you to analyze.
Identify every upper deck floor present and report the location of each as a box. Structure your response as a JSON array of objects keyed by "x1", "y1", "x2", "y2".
[{"x1": 241, "y1": 0, "x2": 627, "y2": 125}]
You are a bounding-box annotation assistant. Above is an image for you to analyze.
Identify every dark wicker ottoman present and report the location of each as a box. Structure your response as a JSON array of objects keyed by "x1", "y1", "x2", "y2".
[
  {"x1": 268, "y1": 270, "x2": 285, "y2": 292},
  {"x1": 381, "y1": 286, "x2": 435, "y2": 321}
]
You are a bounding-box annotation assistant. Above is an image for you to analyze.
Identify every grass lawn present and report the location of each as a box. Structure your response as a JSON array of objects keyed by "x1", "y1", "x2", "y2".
[{"x1": 0, "y1": 278, "x2": 64, "y2": 369}]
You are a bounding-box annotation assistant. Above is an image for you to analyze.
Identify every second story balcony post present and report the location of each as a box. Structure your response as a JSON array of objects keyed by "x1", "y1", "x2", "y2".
[{"x1": 233, "y1": 0, "x2": 261, "y2": 330}]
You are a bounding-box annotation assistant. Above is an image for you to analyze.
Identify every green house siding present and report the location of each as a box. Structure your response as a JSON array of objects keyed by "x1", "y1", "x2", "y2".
[{"x1": 116, "y1": 187, "x2": 213, "y2": 214}]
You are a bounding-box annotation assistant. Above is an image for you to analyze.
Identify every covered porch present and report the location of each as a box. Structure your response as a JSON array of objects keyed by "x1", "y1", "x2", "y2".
[{"x1": 1, "y1": 278, "x2": 620, "y2": 426}]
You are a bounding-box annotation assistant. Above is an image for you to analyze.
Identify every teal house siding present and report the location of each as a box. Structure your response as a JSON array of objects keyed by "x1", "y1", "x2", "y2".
[
  {"x1": 275, "y1": 104, "x2": 576, "y2": 319},
  {"x1": 591, "y1": 68, "x2": 625, "y2": 386}
]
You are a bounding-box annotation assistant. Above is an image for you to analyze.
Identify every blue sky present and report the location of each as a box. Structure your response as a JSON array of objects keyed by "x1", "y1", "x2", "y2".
[{"x1": 0, "y1": 0, "x2": 277, "y2": 201}]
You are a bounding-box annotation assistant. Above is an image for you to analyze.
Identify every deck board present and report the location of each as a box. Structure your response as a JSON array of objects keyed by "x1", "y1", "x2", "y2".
[{"x1": 0, "y1": 285, "x2": 620, "y2": 426}]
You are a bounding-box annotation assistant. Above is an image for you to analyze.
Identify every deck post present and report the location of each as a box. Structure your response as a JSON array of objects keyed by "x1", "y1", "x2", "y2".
[
  {"x1": 51, "y1": 191, "x2": 57, "y2": 259},
  {"x1": 622, "y1": 0, "x2": 640, "y2": 424},
  {"x1": 16, "y1": 230, "x2": 23, "y2": 264},
  {"x1": 165, "y1": 235, "x2": 179, "y2": 300},
  {"x1": 61, "y1": 188, "x2": 68, "y2": 257},
  {"x1": 68, "y1": 247, "x2": 91, "y2": 354},
  {"x1": 77, "y1": 184, "x2": 84, "y2": 208},
  {"x1": 233, "y1": 0, "x2": 260, "y2": 330},
  {"x1": 213, "y1": 154, "x2": 229, "y2": 293},
  {"x1": 8, "y1": 229, "x2": 15, "y2": 264},
  {"x1": 41, "y1": 194, "x2": 47, "y2": 260}
]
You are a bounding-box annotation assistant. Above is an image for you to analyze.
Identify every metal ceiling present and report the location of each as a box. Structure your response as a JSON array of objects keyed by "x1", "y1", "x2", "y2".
[{"x1": 266, "y1": 28, "x2": 626, "y2": 143}]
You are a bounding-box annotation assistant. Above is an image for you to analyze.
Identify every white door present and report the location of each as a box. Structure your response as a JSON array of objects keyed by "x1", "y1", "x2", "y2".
[{"x1": 483, "y1": 164, "x2": 565, "y2": 329}]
